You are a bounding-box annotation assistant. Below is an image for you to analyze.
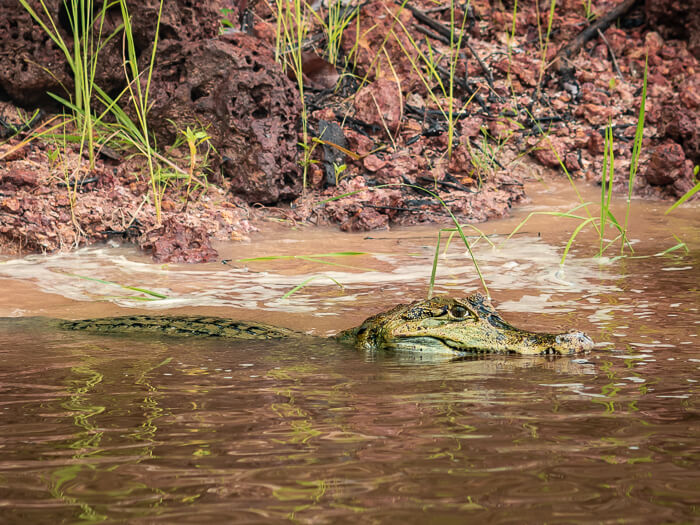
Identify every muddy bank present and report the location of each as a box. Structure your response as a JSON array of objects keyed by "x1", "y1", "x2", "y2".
[{"x1": 0, "y1": 0, "x2": 697, "y2": 262}]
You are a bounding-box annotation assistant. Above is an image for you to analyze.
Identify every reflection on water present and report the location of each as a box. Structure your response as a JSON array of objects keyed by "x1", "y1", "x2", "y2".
[
  {"x1": 0, "y1": 182, "x2": 698, "y2": 522},
  {"x1": 0, "y1": 319, "x2": 697, "y2": 523}
]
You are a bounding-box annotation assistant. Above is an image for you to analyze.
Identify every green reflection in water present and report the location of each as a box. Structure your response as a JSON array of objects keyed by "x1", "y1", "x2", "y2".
[
  {"x1": 272, "y1": 479, "x2": 337, "y2": 520},
  {"x1": 44, "y1": 343, "x2": 178, "y2": 521},
  {"x1": 269, "y1": 364, "x2": 326, "y2": 446},
  {"x1": 265, "y1": 362, "x2": 362, "y2": 519},
  {"x1": 47, "y1": 352, "x2": 108, "y2": 522},
  {"x1": 440, "y1": 403, "x2": 478, "y2": 436},
  {"x1": 592, "y1": 360, "x2": 617, "y2": 413},
  {"x1": 127, "y1": 356, "x2": 172, "y2": 451}
]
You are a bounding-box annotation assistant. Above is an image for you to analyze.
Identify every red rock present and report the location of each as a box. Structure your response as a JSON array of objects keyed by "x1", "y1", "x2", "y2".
[
  {"x1": 565, "y1": 153, "x2": 581, "y2": 172},
  {"x1": 146, "y1": 34, "x2": 302, "y2": 204},
  {"x1": 534, "y1": 137, "x2": 572, "y2": 168},
  {"x1": 448, "y1": 144, "x2": 474, "y2": 179},
  {"x1": 679, "y1": 73, "x2": 700, "y2": 109},
  {"x1": 363, "y1": 154, "x2": 387, "y2": 172},
  {"x1": 340, "y1": 206, "x2": 389, "y2": 232},
  {"x1": 160, "y1": 199, "x2": 177, "y2": 212},
  {"x1": 604, "y1": 27, "x2": 628, "y2": 57},
  {"x1": 493, "y1": 57, "x2": 537, "y2": 87},
  {"x1": 0, "y1": 143, "x2": 27, "y2": 161},
  {"x1": 0, "y1": 0, "x2": 224, "y2": 106},
  {"x1": 645, "y1": 141, "x2": 686, "y2": 186},
  {"x1": 488, "y1": 118, "x2": 518, "y2": 141},
  {"x1": 645, "y1": 0, "x2": 700, "y2": 60},
  {"x1": 55, "y1": 195, "x2": 70, "y2": 207},
  {"x1": 140, "y1": 217, "x2": 218, "y2": 263},
  {"x1": 459, "y1": 117, "x2": 485, "y2": 139},
  {"x1": 575, "y1": 103, "x2": 614, "y2": 126},
  {"x1": 344, "y1": 129, "x2": 375, "y2": 157},
  {"x1": 644, "y1": 31, "x2": 665, "y2": 55},
  {"x1": 580, "y1": 83, "x2": 608, "y2": 105},
  {"x1": 658, "y1": 102, "x2": 700, "y2": 163},
  {"x1": 1, "y1": 169, "x2": 38, "y2": 188},
  {"x1": 353, "y1": 78, "x2": 403, "y2": 133},
  {"x1": 647, "y1": 72, "x2": 672, "y2": 98},
  {"x1": 592, "y1": 44, "x2": 609, "y2": 61},
  {"x1": 0, "y1": 197, "x2": 20, "y2": 213},
  {"x1": 253, "y1": 21, "x2": 276, "y2": 44}
]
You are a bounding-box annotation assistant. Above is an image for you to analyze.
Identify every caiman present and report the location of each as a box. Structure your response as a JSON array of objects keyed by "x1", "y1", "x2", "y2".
[{"x1": 59, "y1": 293, "x2": 594, "y2": 356}]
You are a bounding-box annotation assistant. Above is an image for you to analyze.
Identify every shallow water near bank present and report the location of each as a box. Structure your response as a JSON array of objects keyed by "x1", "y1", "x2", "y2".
[{"x1": 0, "y1": 181, "x2": 698, "y2": 523}]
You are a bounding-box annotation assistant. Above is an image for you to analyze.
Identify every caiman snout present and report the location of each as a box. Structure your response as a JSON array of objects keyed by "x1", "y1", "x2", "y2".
[{"x1": 554, "y1": 330, "x2": 594, "y2": 354}]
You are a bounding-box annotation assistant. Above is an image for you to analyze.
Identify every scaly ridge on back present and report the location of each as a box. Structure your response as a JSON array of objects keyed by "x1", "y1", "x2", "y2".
[{"x1": 60, "y1": 315, "x2": 299, "y2": 339}]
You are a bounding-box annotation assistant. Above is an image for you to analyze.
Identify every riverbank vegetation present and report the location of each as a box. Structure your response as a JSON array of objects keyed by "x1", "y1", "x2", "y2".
[{"x1": 0, "y1": 0, "x2": 697, "y2": 271}]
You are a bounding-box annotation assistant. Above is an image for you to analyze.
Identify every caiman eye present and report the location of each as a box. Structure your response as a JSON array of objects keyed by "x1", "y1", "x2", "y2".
[{"x1": 449, "y1": 304, "x2": 468, "y2": 318}]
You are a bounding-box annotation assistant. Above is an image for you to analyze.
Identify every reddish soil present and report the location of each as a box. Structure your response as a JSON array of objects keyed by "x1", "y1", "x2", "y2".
[{"x1": 0, "y1": 0, "x2": 697, "y2": 262}]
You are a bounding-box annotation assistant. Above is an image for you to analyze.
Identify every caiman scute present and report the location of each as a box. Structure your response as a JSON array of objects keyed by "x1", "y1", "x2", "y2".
[{"x1": 60, "y1": 293, "x2": 594, "y2": 356}]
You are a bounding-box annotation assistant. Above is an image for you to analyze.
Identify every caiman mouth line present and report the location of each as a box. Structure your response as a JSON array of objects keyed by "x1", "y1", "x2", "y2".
[{"x1": 59, "y1": 293, "x2": 595, "y2": 357}]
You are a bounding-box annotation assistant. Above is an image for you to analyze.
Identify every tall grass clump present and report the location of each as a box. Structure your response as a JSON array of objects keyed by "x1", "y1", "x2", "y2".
[
  {"x1": 104, "y1": 0, "x2": 165, "y2": 223},
  {"x1": 91, "y1": 0, "x2": 166, "y2": 223},
  {"x1": 509, "y1": 58, "x2": 650, "y2": 265},
  {"x1": 392, "y1": 0, "x2": 473, "y2": 158},
  {"x1": 19, "y1": 0, "x2": 116, "y2": 169},
  {"x1": 307, "y1": 0, "x2": 358, "y2": 67},
  {"x1": 273, "y1": 0, "x2": 312, "y2": 188},
  {"x1": 536, "y1": 0, "x2": 557, "y2": 95},
  {"x1": 20, "y1": 0, "x2": 169, "y2": 223},
  {"x1": 619, "y1": 57, "x2": 647, "y2": 251}
]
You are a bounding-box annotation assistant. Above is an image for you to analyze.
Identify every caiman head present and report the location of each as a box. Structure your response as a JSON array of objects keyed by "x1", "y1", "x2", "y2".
[{"x1": 337, "y1": 293, "x2": 594, "y2": 356}]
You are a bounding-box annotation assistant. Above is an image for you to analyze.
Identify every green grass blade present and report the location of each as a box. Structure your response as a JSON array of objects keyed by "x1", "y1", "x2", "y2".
[
  {"x1": 504, "y1": 204, "x2": 591, "y2": 243},
  {"x1": 560, "y1": 217, "x2": 597, "y2": 266},
  {"x1": 666, "y1": 180, "x2": 700, "y2": 214},
  {"x1": 428, "y1": 230, "x2": 443, "y2": 298},
  {"x1": 282, "y1": 275, "x2": 345, "y2": 299},
  {"x1": 296, "y1": 256, "x2": 376, "y2": 272},
  {"x1": 64, "y1": 272, "x2": 168, "y2": 299},
  {"x1": 238, "y1": 251, "x2": 368, "y2": 262}
]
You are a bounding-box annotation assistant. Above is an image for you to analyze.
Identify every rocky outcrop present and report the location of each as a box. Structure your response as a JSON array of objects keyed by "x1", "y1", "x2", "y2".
[
  {"x1": 145, "y1": 34, "x2": 302, "y2": 204},
  {"x1": 1, "y1": 1, "x2": 302, "y2": 204}
]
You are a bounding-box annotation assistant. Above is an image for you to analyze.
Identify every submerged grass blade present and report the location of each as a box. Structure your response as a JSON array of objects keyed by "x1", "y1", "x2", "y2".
[
  {"x1": 64, "y1": 272, "x2": 168, "y2": 299},
  {"x1": 504, "y1": 203, "x2": 592, "y2": 241},
  {"x1": 238, "y1": 252, "x2": 368, "y2": 262},
  {"x1": 282, "y1": 275, "x2": 345, "y2": 299},
  {"x1": 428, "y1": 230, "x2": 444, "y2": 298},
  {"x1": 560, "y1": 216, "x2": 597, "y2": 266},
  {"x1": 607, "y1": 240, "x2": 688, "y2": 262},
  {"x1": 295, "y1": 256, "x2": 376, "y2": 272},
  {"x1": 239, "y1": 251, "x2": 375, "y2": 272}
]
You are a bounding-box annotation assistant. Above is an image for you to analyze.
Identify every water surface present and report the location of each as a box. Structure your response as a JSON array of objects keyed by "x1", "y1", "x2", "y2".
[{"x1": 0, "y1": 182, "x2": 698, "y2": 522}]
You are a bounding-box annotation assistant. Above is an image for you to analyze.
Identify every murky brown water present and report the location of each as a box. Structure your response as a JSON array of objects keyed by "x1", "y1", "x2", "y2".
[{"x1": 0, "y1": 181, "x2": 698, "y2": 523}]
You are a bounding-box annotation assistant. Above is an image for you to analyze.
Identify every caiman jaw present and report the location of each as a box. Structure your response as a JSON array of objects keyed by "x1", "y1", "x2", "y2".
[{"x1": 387, "y1": 329, "x2": 594, "y2": 356}]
